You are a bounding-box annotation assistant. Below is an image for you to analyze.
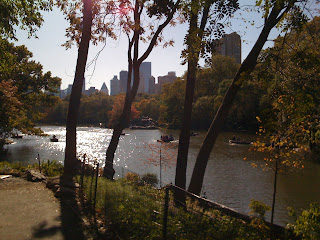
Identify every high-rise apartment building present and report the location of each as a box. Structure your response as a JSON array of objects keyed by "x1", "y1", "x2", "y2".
[
  {"x1": 120, "y1": 70, "x2": 128, "y2": 93},
  {"x1": 155, "y1": 71, "x2": 177, "y2": 94},
  {"x1": 214, "y1": 32, "x2": 241, "y2": 64},
  {"x1": 110, "y1": 75, "x2": 120, "y2": 96}
]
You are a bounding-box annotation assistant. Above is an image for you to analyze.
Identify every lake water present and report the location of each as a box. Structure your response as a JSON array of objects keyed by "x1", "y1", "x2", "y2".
[{"x1": 3, "y1": 125, "x2": 320, "y2": 226}]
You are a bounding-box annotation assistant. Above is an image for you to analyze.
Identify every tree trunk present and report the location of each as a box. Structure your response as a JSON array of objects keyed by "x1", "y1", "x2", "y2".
[
  {"x1": 104, "y1": 64, "x2": 140, "y2": 179},
  {"x1": 103, "y1": 0, "x2": 180, "y2": 179},
  {"x1": 188, "y1": 4, "x2": 290, "y2": 195},
  {"x1": 64, "y1": 0, "x2": 93, "y2": 177},
  {"x1": 175, "y1": 1, "x2": 211, "y2": 205},
  {"x1": 271, "y1": 158, "x2": 278, "y2": 226},
  {"x1": 174, "y1": 6, "x2": 198, "y2": 206}
]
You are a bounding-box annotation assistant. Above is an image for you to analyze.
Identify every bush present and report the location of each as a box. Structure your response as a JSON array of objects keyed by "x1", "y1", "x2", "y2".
[
  {"x1": 124, "y1": 172, "x2": 140, "y2": 184},
  {"x1": 140, "y1": 173, "x2": 158, "y2": 187},
  {"x1": 35, "y1": 160, "x2": 63, "y2": 177},
  {"x1": 249, "y1": 200, "x2": 271, "y2": 220},
  {"x1": 289, "y1": 202, "x2": 320, "y2": 239},
  {"x1": 0, "y1": 161, "x2": 26, "y2": 173}
]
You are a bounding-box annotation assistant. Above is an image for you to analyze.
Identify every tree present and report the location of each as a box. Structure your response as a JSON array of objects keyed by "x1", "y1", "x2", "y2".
[
  {"x1": 257, "y1": 16, "x2": 320, "y2": 154},
  {"x1": 108, "y1": 94, "x2": 140, "y2": 128},
  {"x1": 0, "y1": 0, "x2": 52, "y2": 40},
  {"x1": 159, "y1": 80, "x2": 186, "y2": 128},
  {"x1": 103, "y1": 0, "x2": 181, "y2": 179},
  {"x1": 0, "y1": 80, "x2": 24, "y2": 151},
  {"x1": 41, "y1": 92, "x2": 113, "y2": 125},
  {"x1": 188, "y1": 0, "x2": 310, "y2": 195},
  {"x1": 175, "y1": 0, "x2": 239, "y2": 203},
  {"x1": 63, "y1": 0, "x2": 94, "y2": 177},
  {"x1": 249, "y1": 104, "x2": 306, "y2": 225},
  {"x1": 135, "y1": 98, "x2": 160, "y2": 120},
  {"x1": 0, "y1": 38, "x2": 61, "y2": 150}
]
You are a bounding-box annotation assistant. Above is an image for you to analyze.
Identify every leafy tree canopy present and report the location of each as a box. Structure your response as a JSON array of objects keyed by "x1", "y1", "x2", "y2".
[
  {"x1": 0, "y1": 0, "x2": 53, "y2": 40},
  {"x1": 0, "y1": 38, "x2": 61, "y2": 140},
  {"x1": 256, "y1": 16, "x2": 320, "y2": 151}
]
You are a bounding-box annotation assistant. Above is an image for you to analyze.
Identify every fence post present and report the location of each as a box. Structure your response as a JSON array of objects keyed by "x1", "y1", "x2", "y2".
[
  {"x1": 80, "y1": 157, "x2": 85, "y2": 202},
  {"x1": 163, "y1": 186, "x2": 169, "y2": 240},
  {"x1": 93, "y1": 162, "x2": 99, "y2": 216},
  {"x1": 89, "y1": 163, "x2": 95, "y2": 209},
  {"x1": 80, "y1": 155, "x2": 85, "y2": 188},
  {"x1": 37, "y1": 154, "x2": 41, "y2": 173}
]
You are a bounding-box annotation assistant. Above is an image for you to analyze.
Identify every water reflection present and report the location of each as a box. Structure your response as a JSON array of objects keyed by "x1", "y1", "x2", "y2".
[{"x1": 2, "y1": 125, "x2": 320, "y2": 226}]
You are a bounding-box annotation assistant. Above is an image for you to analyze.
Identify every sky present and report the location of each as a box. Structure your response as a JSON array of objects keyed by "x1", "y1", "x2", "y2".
[{"x1": 14, "y1": 1, "x2": 319, "y2": 91}]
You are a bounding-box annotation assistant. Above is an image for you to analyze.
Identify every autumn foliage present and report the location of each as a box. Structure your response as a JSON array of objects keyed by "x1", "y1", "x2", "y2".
[{"x1": 108, "y1": 94, "x2": 140, "y2": 128}]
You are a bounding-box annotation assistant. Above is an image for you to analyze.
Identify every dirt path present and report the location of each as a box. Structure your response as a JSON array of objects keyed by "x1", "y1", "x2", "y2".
[{"x1": 0, "y1": 177, "x2": 70, "y2": 240}]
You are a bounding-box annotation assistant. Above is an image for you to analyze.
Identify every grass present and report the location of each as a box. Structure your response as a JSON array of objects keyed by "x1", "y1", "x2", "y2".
[
  {"x1": 0, "y1": 160, "x2": 63, "y2": 177},
  {"x1": 79, "y1": 173, "x2": 286, "y2": 240}
]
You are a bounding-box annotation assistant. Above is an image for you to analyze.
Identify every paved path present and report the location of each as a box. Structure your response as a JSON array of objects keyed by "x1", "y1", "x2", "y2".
[{"x1": 0, "y1": 177, "x2": 64, "y2": 240}]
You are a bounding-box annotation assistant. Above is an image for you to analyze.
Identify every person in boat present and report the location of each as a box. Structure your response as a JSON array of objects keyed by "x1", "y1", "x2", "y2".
[
  {"x1": 232, "y1": 135, "x2": 236, "y2": 140},
  {"x1": 168, "y1": 134, "x2": 174, "y2": 141},
  {"x1": 52, "y1": 135, "x2": 57, "y2": 140},
  {"x1": 163, "y1": 135, "x2": 169, "y2": 142}
]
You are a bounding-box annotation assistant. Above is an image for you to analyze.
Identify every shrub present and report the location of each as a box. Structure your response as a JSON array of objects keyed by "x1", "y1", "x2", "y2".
[
  {"x1": 124, "y1": 172, "x2": 140, "y2": 184},
  {"x1": 289, "y1": 202, "x2": 320, "y2": 239},
  {"x1": 140, "y1": 173, "x2": 158, "y2": 187},
  {"x1": 249, "y1": 200, "x2": 271, "y2": 220}
]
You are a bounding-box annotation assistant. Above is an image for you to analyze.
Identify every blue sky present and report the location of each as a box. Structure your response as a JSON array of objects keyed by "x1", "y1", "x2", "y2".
[{"x1": 15, "y1": 1, "x2": 319, "y2": 91}]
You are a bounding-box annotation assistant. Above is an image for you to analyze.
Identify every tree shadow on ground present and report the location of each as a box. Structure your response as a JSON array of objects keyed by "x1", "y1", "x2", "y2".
[
  {"x1": 31, "y1": 177, "x2": 86, "y2": 239},
  {"x1": 59, "y1": 195, "x2": 86, "y2": 239}
]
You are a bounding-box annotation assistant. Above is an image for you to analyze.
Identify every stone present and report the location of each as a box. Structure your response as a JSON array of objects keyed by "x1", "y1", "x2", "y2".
[
  {"x1": 26, "y1": 169, "x2": 46, "y2": 182},
  {"x1": 54, "y1": 186, "x2": 76, "y2": 198},
  {"x1": 46, "y1": 176, "x2": 60, "y2": 189}
]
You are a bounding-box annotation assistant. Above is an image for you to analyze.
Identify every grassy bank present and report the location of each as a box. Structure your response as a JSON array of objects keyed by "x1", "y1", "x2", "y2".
[
  {"x1": 79, "y1": 174, "x2": 291, "y2": 239},
  {"x1": 0, "y1": 161, "x2": 63, "y2": 177}
]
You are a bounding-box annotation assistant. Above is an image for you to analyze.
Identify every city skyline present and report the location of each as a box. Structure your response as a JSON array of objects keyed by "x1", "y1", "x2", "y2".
[
  {"x1": 15, "y1": 2, "x2": 317, "y2": 91},
  {"x1": 109, "y1": 62, "x2": 178, "y2": 95}
]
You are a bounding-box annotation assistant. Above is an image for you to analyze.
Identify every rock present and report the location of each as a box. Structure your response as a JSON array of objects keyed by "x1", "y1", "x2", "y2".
[
  {"x1": 59, "y1": 175, "x2": 80, "y2": 188},
  {"x1": 46, "y1": 176, "x2": 60, "y2": 189},
  {"x1": 52, "y1": 184, "x2": 60, "y2": 192},
  {"x1": 26, "y1": 169, "x2": 46, "y2": 182},
  {"x1": 54, "y1": 186, "x2": 76, "y2": 198}
]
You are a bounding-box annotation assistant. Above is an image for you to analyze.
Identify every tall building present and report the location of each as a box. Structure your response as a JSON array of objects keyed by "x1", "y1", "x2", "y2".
[
  {"x1": 149, "y1": 76, "x2": 155, "y2": 94},
  {"x1": 139, "y1": 62, "x2": 151, "y2": 93},
  {"x1": 67, "y1": 84, "x2": 73, "y2": 95},
  {"x1": 155, "y1": 72, "x2": 177, "y2": 94},
  {"x1": 120, "y1": 70, "x2": 128, "y2": 93},
  {"x1": 214, "y1": 32, "x2": 241, "y2": 64},
  {"x1": 158, "y1": 71, "x2": 176, "y2": 85},
  {"x1": 137, "y1": 71, "x2": 145, "y2": 93},
  {"x1": 131, "y1": 62, "x2": 152, "y2": 93},
  {"x1": 110, "y1": 75, "x2": 120, "y2": 96},
  {"x1": 101, "y1": 82, "x2": 109, "y2": 95},
  {"x1": 87, "y1": 87, "x2": 98, "y2": 95},
  {"x1": 82, "y1": 78, "x2": 86, "y2": 93}
]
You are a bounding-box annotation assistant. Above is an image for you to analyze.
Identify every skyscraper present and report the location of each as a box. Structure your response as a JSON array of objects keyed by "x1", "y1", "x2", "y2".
[
  {"x1": 101, "y1": 82, "x2": 109, "y2": 95},
  {"x1": 214, "y1": 32, "x2": 241, "y2": 64},
  {"x1": 119, "y1": 70, "x2": 128, "y2": 93},
  {"x1": 139, "y1": 62, "x2": 151, "y2": 93},
  {"x1": 155, "y1": 72, "x2": 177, "y2": 94},
  {"x1": 149, "y1": 76, "x2": 155, "y2": 94},
  {"x1": 82, "y1": 78, "x2": 86, "y2": 93},
  {"x1": 110, "y1": 75, "x2": 119, "y2": 96}
]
